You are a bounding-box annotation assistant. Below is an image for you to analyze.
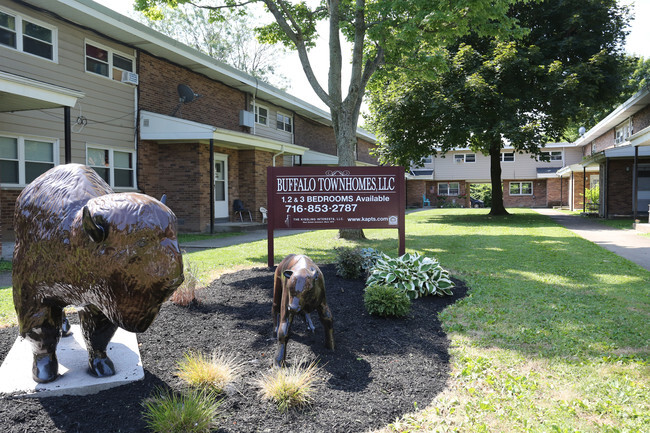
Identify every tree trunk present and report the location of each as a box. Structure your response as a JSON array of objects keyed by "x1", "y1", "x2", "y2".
[{"x1": 488, "y1": 138, "x2": 509, "y2": 216}]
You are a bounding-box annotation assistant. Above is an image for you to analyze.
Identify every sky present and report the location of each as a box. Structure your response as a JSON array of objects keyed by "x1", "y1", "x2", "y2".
[{"x1": 96, "y1": 0, "x2": 650, "y2": 112}]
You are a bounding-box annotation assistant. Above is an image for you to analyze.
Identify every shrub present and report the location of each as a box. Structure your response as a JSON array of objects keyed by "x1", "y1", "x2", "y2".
[
  {"x1": 176, "y1": 350, "x2": 241, "y2": 393},
  {"x1": 141, "y1": 388, "x2": 221, "y2": 433},
  {"x1": 364, "y1": 284, "x2": 411, "y2": 317},
  {"x1": 256, "y1": 360, "x2": 320, "y2": 412},
  {"x1": 334, "y1": 247, "x2": 365, "y2": 279},
  {"x1": 366, "y1": 252, "x2": 454, "y2": 299},
  {"x1": 359, "y1": 247, "x2": 384, "y2": 276},
  {"x1": 170, "y1": 256, "x2": 203, "y2": 306}
]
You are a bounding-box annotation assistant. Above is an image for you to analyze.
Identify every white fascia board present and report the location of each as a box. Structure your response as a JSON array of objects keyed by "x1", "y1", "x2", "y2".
[
  {"x1": 556, "y1": 163, "x2": 599, "y2": 175},
  {"x1": 0, "y1": 71, "x2": 84, "y2": 107},
  {"x1": 301, "y1": 149, "x2": 339, "y2": 165},
  {"x1": 212, "y1": 128, "x2": 307, "y2": 155},
  {"x1": 574, "y1": 88, "x2": 650, "y2": 147},
  {"x1": 604, "y1": 144, "x2": 650, "y2": 158},
  {"x1": 140, "y1": 111, "x2": 216, "y2": 140},
  {"x1": 25, "y1": 0, "x2": 375, "y2": 142}
]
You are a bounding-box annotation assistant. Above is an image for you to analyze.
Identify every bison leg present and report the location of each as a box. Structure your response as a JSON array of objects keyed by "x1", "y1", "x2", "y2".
[
  {"x1": 274, "y1": 313, "x2": 295, "y2": 368},
  {"x1": 78, "y1": 305, "x2": 118, "y2": 377},
  {"x1": 25, "y1": 310, "x2": 62, "y2": 383},
  {"x1": 317, "y1": 303, "x2": 335, "y2": 351},
  {"x1": 304, "y1": 312, "x2": 316, "y2": 333}
]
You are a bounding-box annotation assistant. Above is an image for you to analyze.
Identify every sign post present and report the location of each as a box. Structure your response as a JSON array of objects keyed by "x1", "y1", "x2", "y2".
[{"x1": 267, "y1": 166, "x2": 405, "y2": 267}]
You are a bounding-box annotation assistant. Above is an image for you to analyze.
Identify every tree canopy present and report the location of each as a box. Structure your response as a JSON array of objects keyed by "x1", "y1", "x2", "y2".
[{"x1": 367, "y1": 0, "x2": 632, "y2": 215}]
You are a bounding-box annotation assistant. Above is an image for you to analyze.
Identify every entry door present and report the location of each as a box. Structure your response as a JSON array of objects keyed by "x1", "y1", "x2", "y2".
[
  {"x1": 638, "y1": 164, "x2": 650, "y2": 212},
  {"x1": 214, "y1": 153, "x2": 228, "y2": 218}
]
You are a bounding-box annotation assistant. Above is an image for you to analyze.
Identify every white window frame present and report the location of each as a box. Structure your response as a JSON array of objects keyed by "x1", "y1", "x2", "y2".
[
  {"x1": 251, "y1": 103, "x2": 269, "y2": 126},
  {"x1": 276, "y1": 111, "x2": 293, "y2": 132},
  {"x1": 421, "y1": 156, "x2": 433, "y2": 164},
  {"x1": 501, "y1": 152, "x2": 515, "y2": 162},
  {"x1": 0, "y1": 133, "x2": 59, "y2": 186},
  {"x1": 0, "y1": 6, "x2": 57, "y2": 62},
  {"x1": 540, "y1": 150, "x2": 563, "y2": 162},
  {"x1": 86, "y1": 145, "x2": 136, "y2": 189},
  {"x1": 509, "y1": 181, "x2": 533, "y2": 196},
  {"x1": 438, "y1": 182, "x2": 460, "y2": 196},
  {"x1": 615, "y1": 119, "x2": 632, "y2": 145},
  {"x1": 84, "y1": 39, "x2": 134, "y2": 82}
]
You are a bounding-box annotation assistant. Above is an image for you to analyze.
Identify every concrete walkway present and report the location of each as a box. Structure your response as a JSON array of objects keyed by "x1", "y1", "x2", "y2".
[{"x1": 534, "y1": 208, "x2": 650, "y2": 272}]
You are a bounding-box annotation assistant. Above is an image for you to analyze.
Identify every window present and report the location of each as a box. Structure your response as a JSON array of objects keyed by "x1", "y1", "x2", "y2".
[
  {"x1": 465, "y1": 153, "x2": 475, "y2": 162},
  {"x1": 509, "y1": 181, "x2": 532, "y2": 195},
  {"x1": 251, "y1": 104, "x2": 268, "y2": 126},
  {"x1": 87, "y1": 146, "x2": 135, "y2": 188},
  {"x1": 276, "y1": 112, "x2": 292, "y2": 132},
  {"x1": 85, "y1": 40, "x2": 134, "y2": 81},
  {"x1": 453, "y1": 154, "x2": 475, "y2": 163},
  {"x1": 0, "y1": 135, "x2": 56, "y2": 185},
  {"x1": 501, "y1": 152, "x2": 515, "y2": 162},
  {"x1": 615, "y1": 120, "x2": 632, "y2": 145},
  {"x1": 438, "y1": 182, "x2": 460, "y2": 196},
  {"x1": 541, "y1": 151, "x2": 562, "y2": 161},
  {"x1": 0, "y1": 8, "x2": 56, "y2": 61},
  {"x1": 454, "y1": 154, "x2": 464, "y2": 163},
  {"x1": 421, "y1": 156, "x2": 432, "y2": 164}
]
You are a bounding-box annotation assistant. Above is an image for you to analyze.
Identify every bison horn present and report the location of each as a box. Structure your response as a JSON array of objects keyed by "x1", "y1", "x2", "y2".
[
  {"x1": 160, "y1": 194, "x2": 167, "y2": 205},
  {"x1": 82, "y1": 206, "x2": 107, "y2": 243}
]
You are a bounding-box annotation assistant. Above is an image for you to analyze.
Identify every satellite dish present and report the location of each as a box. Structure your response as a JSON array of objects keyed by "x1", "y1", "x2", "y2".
[
  {"x1": 178, "y1": 84, "x2": 200, "y2": 103},
  {"x1": 578, "y1": 126, "x2": 586, "y2": 136},
  {"x1": 171, "y1": 84, "x2": 202, "y2": 117}
]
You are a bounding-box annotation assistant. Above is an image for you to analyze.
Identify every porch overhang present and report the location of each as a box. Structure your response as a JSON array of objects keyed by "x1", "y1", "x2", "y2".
[
  {"x1": 631, "y1": 125, "x2": 650, "y2": 147},
  {"x1": 139, "y1": 111, "x2": 307, "y2": 155},
  {"x1": 536, "y1": 167, "x2": 562, "y2": 179},
  {"x1": 406, "y1": 169, "x2": 434, "y2": 180},
  {"x1": 556, "y1": 163, "x2": 600, "y2": 177},
  {"x1": 298, "y1": 149, "x2": 375, "y2": 167},
  {"x1": 0, "y1": 71, "x2": 84, "y2": 112}
]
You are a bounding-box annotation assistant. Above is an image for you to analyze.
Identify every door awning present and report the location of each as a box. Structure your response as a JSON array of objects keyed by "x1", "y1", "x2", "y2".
[{"x1": 0, "y1": 71, "x2": 84, "y2": 112}]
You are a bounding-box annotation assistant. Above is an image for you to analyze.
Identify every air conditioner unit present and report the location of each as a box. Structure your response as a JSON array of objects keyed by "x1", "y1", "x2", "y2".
[
  {"x1": 121, "y1": 71, "x2": 139, "y2": 85},
  {"x1": 239, "y1": 110, "x2": 254, "y2": 127}
]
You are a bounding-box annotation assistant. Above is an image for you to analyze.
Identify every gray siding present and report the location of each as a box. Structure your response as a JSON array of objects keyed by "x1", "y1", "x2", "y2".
[
  {"x1": 249, "y1": 101, "x2": 294, "y2": 144},
  {"x1": 0, "y1": 2, "x2": 136, "y2": 171}
]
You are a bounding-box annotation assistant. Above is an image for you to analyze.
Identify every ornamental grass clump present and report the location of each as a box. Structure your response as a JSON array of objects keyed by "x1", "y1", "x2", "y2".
[
  {"x1": 170, "y1": 257, "x2": 203, "y2": 306},
  {"x1": 256, "y1": 360, "x2": 321, "y2": 412},
  {"x1": 176, "y1": 350, "x2": 241, "y2": 393},
  {"x1": 364, "y1": 284, "x2": 411, "y2": 317},
  {"x1": 366, "y1": 252, "x2": 454, "y2": 299},
  {"x1": 141, "y1": 388, "x2": 221, "y2": 433}
]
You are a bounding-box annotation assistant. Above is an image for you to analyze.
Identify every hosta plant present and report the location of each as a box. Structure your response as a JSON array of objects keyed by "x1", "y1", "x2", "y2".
[{"x1": 366, "y1": 253, "x2": 454, "y2": 298}]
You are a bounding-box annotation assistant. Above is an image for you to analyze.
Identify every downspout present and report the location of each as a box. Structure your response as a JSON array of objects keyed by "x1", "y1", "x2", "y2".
[
  {"x1": 273, "y1": 145, "x2": 285, "y2": 167},
  {"x1": 605, "y1": 158, "x2": 609, "y2": 218},
  {"x1": 633, "y1": 146, "x2": 638, "y2": 220},
  {"x1": 560, "y1": 174, "x2": 563, "y2": 208},
  {"x1": 252, "y1": 77, "x2": 259, "y2": 136},
  {"x1": 583, "y1": 167, "x2": 586, "y2": 213},
  {"x1": 64, "y1": 106, "x2": 71, "y2": 164},
  {"x1": 210, "y1": 139, "x2": 214, "y2": 234}
]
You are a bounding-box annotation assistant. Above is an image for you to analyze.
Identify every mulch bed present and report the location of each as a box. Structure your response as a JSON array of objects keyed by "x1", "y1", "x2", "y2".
[{"x1": 0, "y1": 264, "x2": 467, "y2": 433}]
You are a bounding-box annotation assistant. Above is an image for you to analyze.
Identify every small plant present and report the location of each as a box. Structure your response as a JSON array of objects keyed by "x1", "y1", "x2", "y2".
[
  {"x1": 334, "y1": 247, "x2": 365, "y2": 279},
  {"x1": 366, "y1": 252, "x2": 454, "y2": 299},
  {"x1": 141, "y1": 388, "x2": 221, "y2": 433},
  {"x1": 176, "y1": 350, "x2": 241, "y2": 393},
  {"x1": 170, "y1": 256, "x2": 203, "y2": 306},
  {"x1": 256, "y1": 360, "x2": 321, "y2": 412},
  {"x1": 359, "y1": 247, "x2": 384, "y2": 276},
  {"x1": 364, "y1": 284, "x2": 411, "y2": 317}
]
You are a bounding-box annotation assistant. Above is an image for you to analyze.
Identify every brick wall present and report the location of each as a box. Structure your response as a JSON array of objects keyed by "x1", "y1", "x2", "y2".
[
  {"x1": 430, "y1": 181, "x2": 469, "y2": 207},
  {"x1": 294, "y1": 115, "x2": 337, "y2": 156},
  {"x1": 139, "y1": 53, "x2": 246, "y2": 131},
  {"x1": 503, "y1": 179, "x2": 547, "y2": 207},
  {"x1": 357, "y1": 138, "x2": 379, "y2": 165},
  {"x1": 571, "y1": 172, "x2": 585, "y2": 211},
  {"x1": 406, "y1": 180, "x2": 426, "y2": 208},
  {"x1": 607, "y1": 159, "x2": 634, "y2": 216},
  {"x1": 547, "y1": 177, "x2": 570, "y2": 207},
  {"x1": 591, "y1": 129, "x2": 616, "y2": 154},
  {"x1": 633, "y1": 105, "x2": 650, "y2": 132},
  {"x1": 1, "y1": 190, "x2": 19, "y2": 243}
]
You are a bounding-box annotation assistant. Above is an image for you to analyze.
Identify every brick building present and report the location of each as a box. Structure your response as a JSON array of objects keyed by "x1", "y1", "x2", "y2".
[{"x1": 0, "y1": 0, "x2": 378, "y2": 243}]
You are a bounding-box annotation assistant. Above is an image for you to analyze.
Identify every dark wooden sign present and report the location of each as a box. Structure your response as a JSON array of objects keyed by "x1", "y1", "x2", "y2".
[{"x1": 267, "y1": 166, "x2": 405, "y2": 266}]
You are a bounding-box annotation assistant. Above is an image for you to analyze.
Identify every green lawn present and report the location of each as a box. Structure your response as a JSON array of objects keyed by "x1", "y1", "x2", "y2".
[{"x1": 0, "y1": 209, "x2": 648, "y2": 432}]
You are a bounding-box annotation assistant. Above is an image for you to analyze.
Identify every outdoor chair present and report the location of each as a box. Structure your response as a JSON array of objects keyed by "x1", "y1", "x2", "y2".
[
  {"x1": 422, "y1": 194, "x2": 431, "y2": 207},
  {"x1": 260, "y1": 206, "x2": 268, "y2": 223},
  {"x1": 233, "y1": 199, "x2": 252, "y2": 222}
]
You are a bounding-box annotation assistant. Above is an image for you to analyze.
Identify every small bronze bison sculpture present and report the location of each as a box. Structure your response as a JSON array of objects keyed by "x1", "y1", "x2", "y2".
[
  {"x1": 272, "y1": 254, "x2": 334, "y2": 367},
  {"x1": 12, "y1": 164, "x2": 184, "y2": 383}
]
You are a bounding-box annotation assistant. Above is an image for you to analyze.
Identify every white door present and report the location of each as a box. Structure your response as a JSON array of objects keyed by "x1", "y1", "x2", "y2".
[{"x1": 214, "y1": 153, "x2": 228, "y2": 218}]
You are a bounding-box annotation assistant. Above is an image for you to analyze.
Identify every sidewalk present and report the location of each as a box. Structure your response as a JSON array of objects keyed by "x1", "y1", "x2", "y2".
[{"x1": 534, "y1": 208, "x2": 650, "y2": 272}]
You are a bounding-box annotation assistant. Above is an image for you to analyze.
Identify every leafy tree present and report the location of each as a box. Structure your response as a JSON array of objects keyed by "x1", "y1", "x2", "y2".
[
  {"x1": 368, "y1": 0, "x2": 632, "y2": 215},
  {"x1": 136, "y1": 5, "x2": 288, "y2": 88},
  {"x1": 135, "y1": 0, "x2": 521, "y2": 237}
]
